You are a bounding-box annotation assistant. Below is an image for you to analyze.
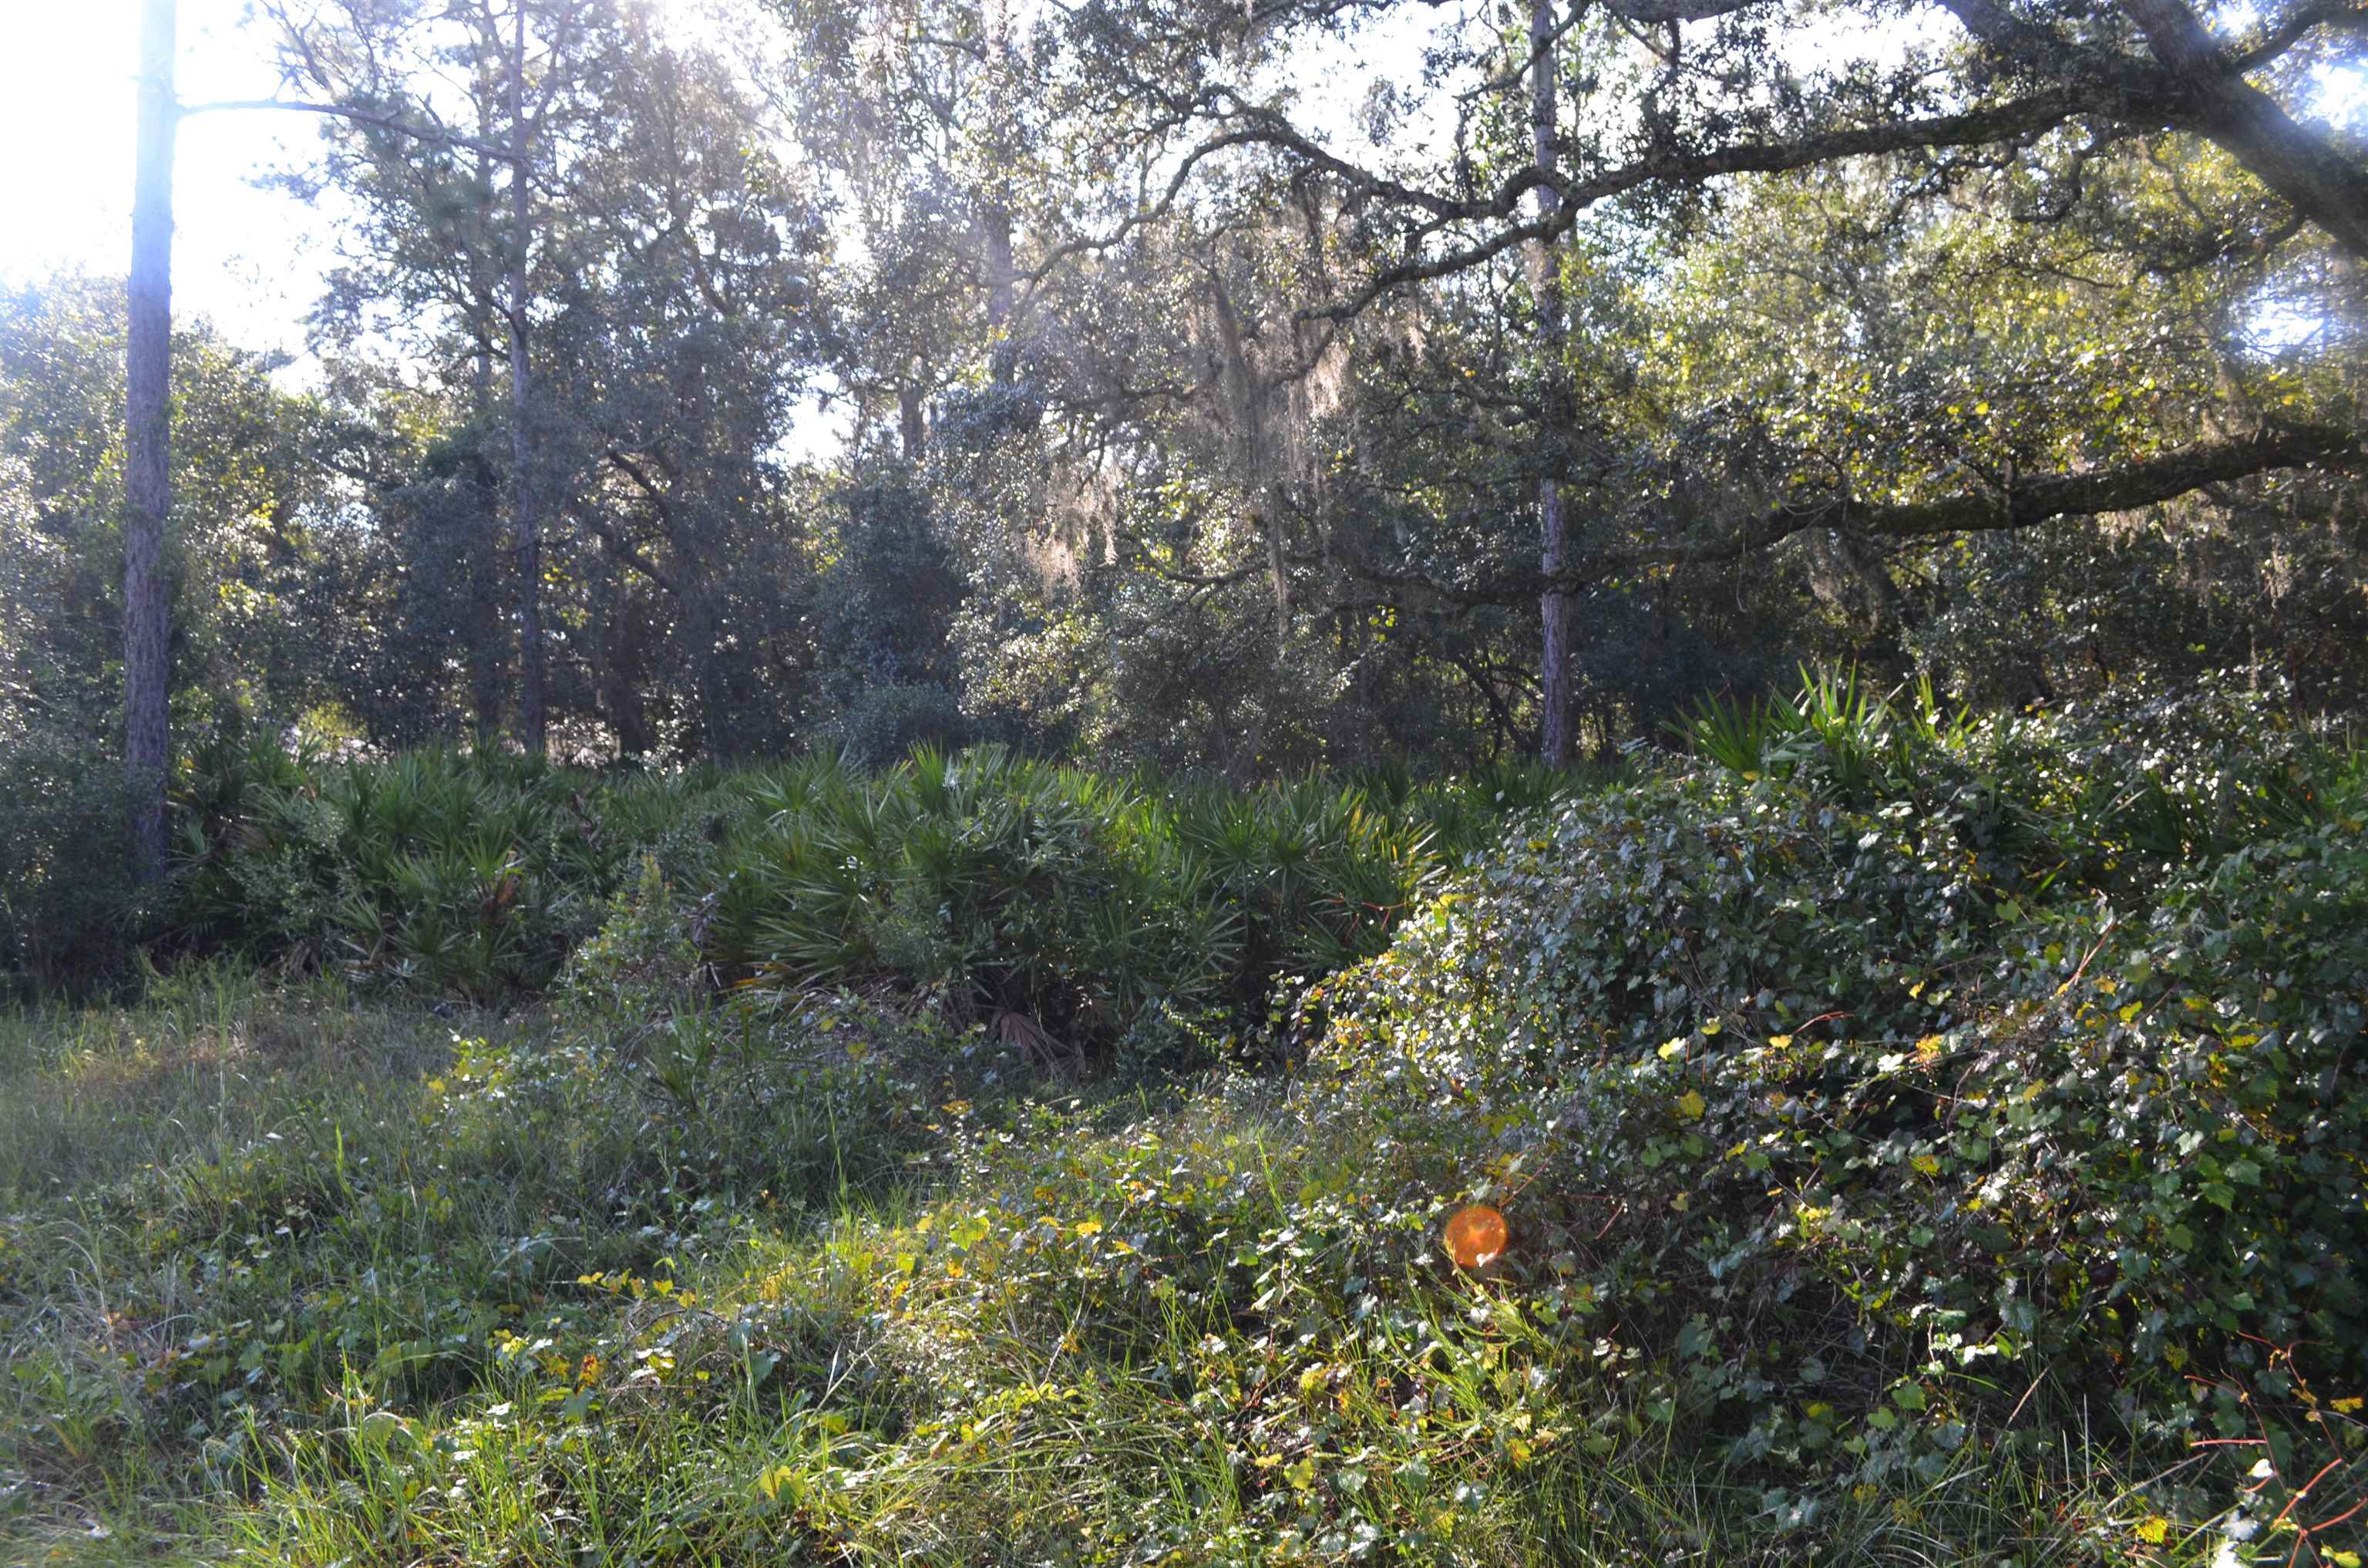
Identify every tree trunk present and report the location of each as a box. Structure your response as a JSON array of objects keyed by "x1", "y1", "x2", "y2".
[
  {"x1": 1529, "y1": 0, "x2": 1576, "y2": 767},
  {"x1": 1263, "y1": 495, "x2": 1291, "y2": 648},
  {"x1": 899, "y1": 383, "x2": 926, "y2": 460},
  {"x1": 124, "y1": 0, "x2": 178, "y2": 881},
  {"x1": 983, "y1": 201, "x2": 1017, "y2": 383},
  {"x1": 507, "y1": 1, "x2": 547, "y2": 755},
  {"x1": 604, "y1": 606, "x2": 654, "y2": 760},
  {"x1": 467, "y1": 302, "x2": 509, "y2": 739},
  {"x1": 689, "y1": 594, "x2": 734, "y2": 761}
]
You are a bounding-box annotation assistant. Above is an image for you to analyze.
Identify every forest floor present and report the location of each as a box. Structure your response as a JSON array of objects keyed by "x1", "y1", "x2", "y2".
[{"x1": 0, "y1": 964, "x2": 2259, "y2": 1568}]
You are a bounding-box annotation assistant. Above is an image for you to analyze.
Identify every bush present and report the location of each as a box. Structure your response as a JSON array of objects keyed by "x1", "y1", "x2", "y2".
[
  {"x1": 162, "y1": 735, "x2": 1541, "y2": 1039},
  {"x1": 832, "y1": 682, "x2": 971, "y2": 768},
  {"x1": 709, "y1": 746, "x2": 1498, "y2": 1058},
  {"x1": 1308, "y1": 688, "x2": 2368, "y2": 1506},
  {"x1": 0, "y1": 720, "x2": 152, "y2": 992},
  {"x1": 173, "y1": 742, "x2": 741, "y2": 1002}
]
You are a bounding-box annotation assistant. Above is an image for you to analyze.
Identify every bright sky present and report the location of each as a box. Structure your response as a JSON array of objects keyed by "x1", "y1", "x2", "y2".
[{"x1": 0, "y1": 1, "x2": 325, "y2": 357}]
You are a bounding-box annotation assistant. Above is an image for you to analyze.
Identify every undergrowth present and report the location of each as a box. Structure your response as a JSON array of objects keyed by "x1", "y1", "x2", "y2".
[
  {"x1": 1, "y1": 673, "x2": 2362, "y2": 1566},
  {"x1": 150, "y1": 739, "x2": 1572, "y2": 1053}
]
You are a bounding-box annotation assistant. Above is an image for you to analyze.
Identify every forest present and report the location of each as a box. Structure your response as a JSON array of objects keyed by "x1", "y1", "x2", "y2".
[{"x1": 1, "y1": 0, "x2": 2365, "y2": 1562}]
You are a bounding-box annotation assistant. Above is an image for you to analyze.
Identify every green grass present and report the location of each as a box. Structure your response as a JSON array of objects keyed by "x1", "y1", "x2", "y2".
[{"x1": 0, "y1": 969, "x2": 2298, "y2": 1566}]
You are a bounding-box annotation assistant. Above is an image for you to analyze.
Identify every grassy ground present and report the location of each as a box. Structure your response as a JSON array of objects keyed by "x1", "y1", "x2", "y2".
[{"x1": 0, "y1": 963, "x2": 2276, "y2": 1567}]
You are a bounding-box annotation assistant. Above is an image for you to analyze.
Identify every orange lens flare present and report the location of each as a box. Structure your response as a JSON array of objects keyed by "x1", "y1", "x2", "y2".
[{"x1": 1442, "y1": 1205, "x2": 1508, "y2": 1269}]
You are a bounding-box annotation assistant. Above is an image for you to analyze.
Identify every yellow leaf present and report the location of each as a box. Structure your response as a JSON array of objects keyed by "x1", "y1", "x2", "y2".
[
  {"x1": 1675, "y1": 1090, "x2": 1707, "y2": 1121},
  {"x1": 2134, "y1": 1517, "x2": 2169, "y2": 1546},
  {"x1": 2333, "y1": 1396, "x2": 2364, "y2": 1414},
  {"x1": 1768, "y1": 1034, "x2": 1793, "y2": 1048},
  {"x1": 1073, "y1": 1217, "x2": 1103, "y2": 1238}
]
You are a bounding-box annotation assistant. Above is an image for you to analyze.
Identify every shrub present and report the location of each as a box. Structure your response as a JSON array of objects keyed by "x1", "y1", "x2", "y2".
[
  {"x1": 175, "y1": 743, "x2": 675, "y2": 1001},
  {"x1": 1307, "y1": 691, "x2": 2368, "y2": 1506},
  {"x1": 711, "y1": 746, "x2": 1483, "y2": 1058},
  {"x1": 0, "y1": 719, "x2": 152, "y2": 992},
  {"x1": 165, "y1": 735, "x2": 1548, "y2": 1034}
]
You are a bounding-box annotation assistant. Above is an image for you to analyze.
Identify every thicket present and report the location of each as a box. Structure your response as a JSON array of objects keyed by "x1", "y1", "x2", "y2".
[
  {"x1": 3, "y1": 673, "x2": 2361, "y2": 1566},
  {"x1": 1304, "y1": 673, "x2": 2366, "y2": 1539},
  {"x1": 113, "y1": 739, "x2": 1566, "y2": 1052}
]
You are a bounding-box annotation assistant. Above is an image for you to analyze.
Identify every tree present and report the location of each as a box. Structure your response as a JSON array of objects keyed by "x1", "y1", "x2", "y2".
[
  {"x1": 543, "y1": 28, "x2": 830, "y2": 755},
  {"x1": 1526, "y1": 0, "x2": 1576, "y2": 762},
  {"x1": 5, "y1": 275, "x2": 361, "y2": 745},
  {"x1": 110, "y1": 0, "x2": 582, "y2": 882},
  {"x1": 1052, "y1": 0, "x2": 2366, "y2": 749},
  {"x1": 254, "y1": 0, "x2": 632, "y2": 755},
  {"x1": 124, "y1": 0, "x2": 178, "y2": 878}
]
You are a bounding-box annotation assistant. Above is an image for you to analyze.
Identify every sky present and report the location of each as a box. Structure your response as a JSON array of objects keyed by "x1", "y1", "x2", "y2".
[
  {"x1": 0, "y1": 0, "x2": 870, "y2": 449},
  {"x1": 0, "y1": 0, "x2": 325, "y2": 357}
]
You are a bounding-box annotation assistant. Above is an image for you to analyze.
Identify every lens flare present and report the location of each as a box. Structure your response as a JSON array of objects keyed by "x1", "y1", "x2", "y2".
[{"x1": 1442, "y1": 1204, "x2": 1507, "y2": 1269}]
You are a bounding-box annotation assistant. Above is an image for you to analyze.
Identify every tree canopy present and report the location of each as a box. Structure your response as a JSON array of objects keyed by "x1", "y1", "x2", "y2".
[{"x1": 7, "y1": 0, "x2": 2364, "y2": 778}]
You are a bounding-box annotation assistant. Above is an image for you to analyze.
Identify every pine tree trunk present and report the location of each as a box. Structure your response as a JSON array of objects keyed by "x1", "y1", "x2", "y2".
[
  {"x1": 124, "y1": 0, "x2": 178, "y2": 880},
  {"x1": 469, "y1": 305, "x2": 507, "y2": 739},
  {"x1": 507, "y1": 2, "x2": 546, "y2": 755},
  {"x1": 1529, "y1": 0, "x2": 1576, "y2": 766}
]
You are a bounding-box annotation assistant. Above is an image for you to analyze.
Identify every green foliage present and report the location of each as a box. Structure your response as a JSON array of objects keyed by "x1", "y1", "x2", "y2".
[
  {"x1": 0, "y1": 276, "x2": 357, "y2": 742},
  {"x1": 1311, "y1": 681, "x2": 2368, "y2": 1513},
  {"x1": 557, "y1": 853, "x2": 709, "y2": 1028},
  {"x1": 174, "y1": 742, "x2": 644, "y2": 1001},
  {"x1": 812, "y1": 468, "x2": 971, "y2": 766},
  {"x1": 0, "y1": 968, "x2": 950, "y2": 1543},
  {"x1": 0, "y1": 976, "x2": 2235, "y2": 1568},
  {"x1": 0, "y1": 719, "x2": 153, "y2": 992},
  {"x1": 9, "y1": 683, "x2": 2365, "y2": 1565},
  {"x1": 12, "y1": 683, "x2": 2363, "y2": 1564},
  {"x1": 710, "y1": 745, "x2": 1527, "y2": 1059},
  {"x1": 166, "y1": 737, "x2": 1542, "y2": 1050},
  {"x1": 1673, "y1": 665, "x2": 1971, "y2": 801}
]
